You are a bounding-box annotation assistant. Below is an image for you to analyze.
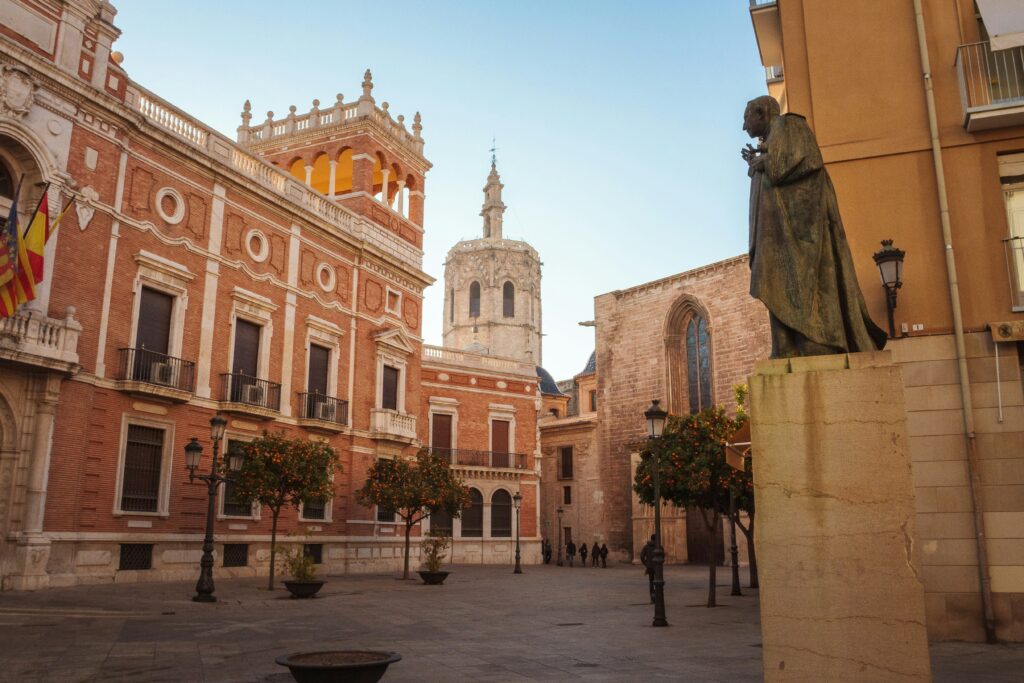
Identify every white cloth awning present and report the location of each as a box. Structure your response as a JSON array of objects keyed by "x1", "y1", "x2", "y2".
[{"x1": 977, "y1": 0, "x2": 1024, "y2": 51}]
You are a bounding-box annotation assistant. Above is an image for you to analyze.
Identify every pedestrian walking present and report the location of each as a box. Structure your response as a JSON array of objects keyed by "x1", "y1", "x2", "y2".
[
  {"x1": 566, "y1": 540, "x2": 576, "y2": 567},
  {"x1": 541, "y1": 539, "x2": 550, "y2": 564},
  {"x1": 579, "y1": 543, "x2": 588, "y2": 567},
  {"x1": 600, "y1": 543, "x2": 608, "y2": 568},
  {"x1": 640, "y1": 535, "x2": 656, "y2": 603},
  {"x1": 544, "y1": 540, "x2": 552, "y2": 564},
  {"x1": 591, "y1": 542, "x2": 600, "y2": 567}
]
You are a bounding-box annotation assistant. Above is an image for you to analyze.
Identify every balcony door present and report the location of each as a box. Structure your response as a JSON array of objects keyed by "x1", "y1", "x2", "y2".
[
  {"x1": 491, "y1": 419, "x2": 510, "y2": 468},
  {"x1": 432, "y1": 413, "x2": 453, "y2": 461},
  {"x1": 133, "y1": 287, "x2": 173, "y2": 381},
  {"x1": 232, "y1": 319, "x2": 261, "y2": 401},
  {"x1": 306, "y1": 344, "x2": 330, "y2": 418}
]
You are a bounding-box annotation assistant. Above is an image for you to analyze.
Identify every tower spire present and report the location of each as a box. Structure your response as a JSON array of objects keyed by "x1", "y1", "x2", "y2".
[{"x1": 481, "y1": 145, "x2": 505, "y2": 240}]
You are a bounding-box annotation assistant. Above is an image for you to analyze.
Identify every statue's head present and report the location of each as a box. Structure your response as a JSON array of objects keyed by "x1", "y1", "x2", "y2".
[{"x1": 743, "y1": 95, "x2": 781, "y2": 139}]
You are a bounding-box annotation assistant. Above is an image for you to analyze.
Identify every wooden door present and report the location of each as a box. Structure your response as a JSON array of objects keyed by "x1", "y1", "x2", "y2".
[
  {"x1": 432, "y1": 414, "x2": 452, "y2": 459},
  {"x1": 491, "y1": 419, "x2": 510, "y2": 467}
]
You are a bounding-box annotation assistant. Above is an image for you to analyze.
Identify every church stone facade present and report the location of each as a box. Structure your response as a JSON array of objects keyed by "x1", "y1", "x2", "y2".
[{"x1": 442, "y1": 163, "x2": 542, "y2": 366}]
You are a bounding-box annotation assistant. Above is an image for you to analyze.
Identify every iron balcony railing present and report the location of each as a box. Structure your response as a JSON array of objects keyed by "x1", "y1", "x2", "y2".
[
  {"x1": 956, "y1": 41, "x2": 1024, "y2": 113},
  {"x1": 117, "y1": 347, "x2": 195, "y2": 393},
  {"x1": 298, "y1": 392, "x2": 349, "y2": 425},
  {"x1": 431, "y1": 448, "x2": 527, "y2": 469},
  {"x1": 219, "y1": 372, "x2": 281, "y2": 411}
]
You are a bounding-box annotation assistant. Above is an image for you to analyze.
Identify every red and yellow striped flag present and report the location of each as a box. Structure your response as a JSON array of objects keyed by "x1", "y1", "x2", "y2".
[
  {"x1": 23, "y1": 187, "x2": 49, "y2": 285},
  {"x1": 0, "y1": 179, "x2": 21, "y2": 317}
]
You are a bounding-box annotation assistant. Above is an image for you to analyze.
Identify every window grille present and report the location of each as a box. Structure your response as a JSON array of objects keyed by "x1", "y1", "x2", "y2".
[
  {"x1": 121, "y1": 425, "x2": 164, "y2": 512},
  {"x1": 303, "y1": 543, "x2": 323, "y2": 564},
  {"x1": 303, "y1": 498, "x2": 327, "y2": 520},
  {"x1": 377, "y1": 505, "x2": 395, "y2": 523},
  {"x1": 222, "y1": 544, "x2": 248, "y2": 567},
  {"x1": 461, "y1": 489, "x2": 483, "y2": 537},
  {"x1": 491, "y1": 490, "x2": 512, "y2": 537},
  {"x1": 119, "y1": 544, "x2": 153, "y2": 570}
]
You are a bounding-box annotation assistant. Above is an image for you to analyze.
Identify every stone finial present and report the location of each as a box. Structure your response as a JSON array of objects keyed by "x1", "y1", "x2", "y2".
[
  {"x1": 240, "y1": 99, "x2": 252, "y2": 127},
  {"x1": 397, "y1": 114, "x2": 405, "y2": 130},
  {"x1": 412, "y1": 112, "x2": 422, "y2": 139},
  {"x1": 381, "y1": 101, "x2": 390, "y2": 118},
  {"x1": 65, "y1": 306, "x2": 77, "y2": 321},
  {"x1": 336, "y1": 93, "x2": 344, "y2": 105},
  {"x1": 265, "y1": 111, "x2": 274, "y2": 124},
  {"x1": 361, "y1": 69, "x2": 374, "y2": 100},
  {"x1": 288, "y1": 105, "x2": 297, "y2": 116}
]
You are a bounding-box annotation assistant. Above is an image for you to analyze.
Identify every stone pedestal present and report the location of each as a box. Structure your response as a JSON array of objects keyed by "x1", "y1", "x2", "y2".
[
  {"x1": 749, "y1": 352, "x2": 931, "y2": 682},
  {"x1": 7, "y1": 535, "x2": 52, "y2": 590}
]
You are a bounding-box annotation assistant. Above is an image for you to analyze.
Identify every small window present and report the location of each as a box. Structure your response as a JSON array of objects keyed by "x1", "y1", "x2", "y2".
[
  {"x1": 462, "y1": 489, "x2": 483, "y2": 537},
  {"x1": 303, "y1": 543, "x2": 323, "y2": 564},
  {"x1": 120, "y1": 425, "x2": 165, "y2": 513},
  {"x1": 563, "y1": 486, "x2": 572, "y2": 505},
  {"x1": 491, "y1": 490, "x2": 512, "y2": 537},
  {"x1": 377, "y1": 505, "x2": 395, "y2": 523},
  {"x1": 303, "y1": 497, "x2": 327, "y2": 520},
  {"x1": 589, "y1": 390, "x2": 597, "y2": 412},
  {"x1": 503, "y1": 281, "x2": 515, "y2": 318},
  {"x1": 222, "y1": 544, "x2": 249, "y2": 567},
  {"x1": 469, "y1": 281, "x2": 481, "y2": 318},
  {"x1": 549, "y1": 408, "x2": 559, "y2": 417},
  {"x1": 119, "y1": 544, "x2": 153, "y2": 571},
  {"x1": 381, "y1": 365, "x2": 400, "y2": 411},
  {"x1": 559, "y1": 446, "x2": 573, "y2": 480}
]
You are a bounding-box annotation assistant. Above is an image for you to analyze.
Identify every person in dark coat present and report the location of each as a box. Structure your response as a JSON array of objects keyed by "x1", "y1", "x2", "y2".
[
  {"x1": 600, "y1": 543, "x2": 608, "y2": 568},
  {"x1": 591, "y1": 542, "x2": 600, "y2": 567},
  {"x1": 579, "y1": 543, "x2": 588, "y2": 567},
  {"x1": 566, "y1": 540, "x2": 576, "y2": 567},
  {"x1": 541, "y1": 539, "x2": 550, "y2": 564},
  {"x1": 640, "y1": 535, "x2": 656, "y2": 603}
]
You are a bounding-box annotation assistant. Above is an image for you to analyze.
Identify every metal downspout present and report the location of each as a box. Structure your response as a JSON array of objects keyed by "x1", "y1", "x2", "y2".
[{"x1": 912, "y1": 0, "x2": 997, "y2": 643}]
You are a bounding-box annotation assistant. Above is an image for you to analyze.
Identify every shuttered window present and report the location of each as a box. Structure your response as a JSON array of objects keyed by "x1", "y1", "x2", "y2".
[
  {"x1": 137, "y1": 287, "x2": 173, "y2": 355},
  {"x1": 232, "y1": 319, "x2": 261, "y2": 377},
  {"x1": 382, "y1": 365, "x2": 400, "y2": 410},
  {"x1": 308, "y1": 344, "x2": 330, "y2": 395},
  {"x1": 431, "y1": 413, "x2": 453, "y2": 455},
  {"x1": 120, "y1": 425, "x2": 165, "y2": 513}
]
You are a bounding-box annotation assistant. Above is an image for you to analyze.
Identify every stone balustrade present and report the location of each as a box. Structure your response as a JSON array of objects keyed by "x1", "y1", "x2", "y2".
[
  {"x1": 124, "y1": 83, "x2": 423, "y2": 270},
  {"x1": 0, "y1": 307, "x2": 81, "y2": 373},
  {"x1": 422, "y1": 344, "x2": 535, "y2": 377},
  {"x1": 370, "y1": 408, "x2": 418, "y2": 441}
]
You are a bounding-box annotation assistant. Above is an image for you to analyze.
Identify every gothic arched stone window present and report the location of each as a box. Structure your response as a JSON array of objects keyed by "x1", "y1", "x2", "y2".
[
  {"x1": 503, "y1": 281, "x2": 514, "y2": 318},
  {"x1": 469, "y1": 281, "x2": 481, "y2": 318},
  {"x1": 686, "y1": 315, "x2": 713, "y2": 414},
  {"x1": 491, "y1": 489, "x2": 512, "y2": 537}
]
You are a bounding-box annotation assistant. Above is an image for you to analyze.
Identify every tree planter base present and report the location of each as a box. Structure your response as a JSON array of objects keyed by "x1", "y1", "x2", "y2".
[
  {"x1": 283, "y1": 580, "x2": 326, "y2": 598},
  {"x1": 417, "y1": 570, "x2": 449, "y2": 585},
  {"x1": 276, "y1": 651, "x2": 401, "y2": 683}
]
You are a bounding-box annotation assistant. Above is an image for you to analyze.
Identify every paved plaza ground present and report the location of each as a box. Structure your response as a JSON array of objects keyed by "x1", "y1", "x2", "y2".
[{"x1": 0, "y1": 563, "x2": 1020, "y2": 682}]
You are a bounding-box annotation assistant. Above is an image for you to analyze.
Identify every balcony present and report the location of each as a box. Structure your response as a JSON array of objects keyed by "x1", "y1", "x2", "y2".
[
  {"x1": 0, "y1": 307, "x2": 81, "y2": 374},
  {"x1": 370, "y1": 409, "x2": 417, "y2": 442},
  {"x1": 219, "y1": 373, "x2": 281, "y2": 419},
  {"x1": 432, "y1": 448, "x2": 528, "y2": 471},
  {"x1": 956, "y1": 41, "x2": 1024, "y2": 132},
  {"x1": 297, "y1": 392, "x2": 349, "y2": 433},
  {"x1": 116, "y1": 347, "x2": 195, "y2": 401}
]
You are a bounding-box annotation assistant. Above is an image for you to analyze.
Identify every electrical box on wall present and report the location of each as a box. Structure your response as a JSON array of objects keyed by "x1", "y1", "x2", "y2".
[{"x1": 990, "y1": 321, "x2": 1024, "y2": 342}]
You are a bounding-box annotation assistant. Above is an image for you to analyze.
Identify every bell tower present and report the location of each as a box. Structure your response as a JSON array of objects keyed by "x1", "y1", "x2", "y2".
[{"x1": 442, "y1": 159, "x2": 542, "y2": 365}]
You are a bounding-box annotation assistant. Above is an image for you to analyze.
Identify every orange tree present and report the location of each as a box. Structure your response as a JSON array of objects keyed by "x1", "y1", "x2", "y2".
[
  {"x1": 232, "y1": 432, "x2": 339, "y2": 590},
  {"x1": 633, "y1": 405, "x2": 746, "y2": 607},
  {"x1": 357, "y1": 448, "x2": 471, "y2": 579}
]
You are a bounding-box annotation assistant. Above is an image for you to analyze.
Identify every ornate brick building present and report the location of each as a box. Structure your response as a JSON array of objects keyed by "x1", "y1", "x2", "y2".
[{"x1": 0, "y1": 0, "x2": 538, "y2": 589}]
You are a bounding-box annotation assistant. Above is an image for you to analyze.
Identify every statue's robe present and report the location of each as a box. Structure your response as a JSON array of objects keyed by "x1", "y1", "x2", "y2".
[{"x1": 749, "y1": 113, "x2": 887, "y2": 357}]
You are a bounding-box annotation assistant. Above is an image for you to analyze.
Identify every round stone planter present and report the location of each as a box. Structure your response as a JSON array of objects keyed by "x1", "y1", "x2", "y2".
[
  {"x1": 283, "y1": 580, "x2": 326, "y2": 599},
  {"x1": 417, "y1": 570, "x2": 450, "y2": 585},
  {"x1": 276, "y1": 650, "x2": 401, "y2": 683}
]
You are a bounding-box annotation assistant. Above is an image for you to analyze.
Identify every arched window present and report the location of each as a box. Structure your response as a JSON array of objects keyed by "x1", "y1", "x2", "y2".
[
  {"x1": 469, "y1": 282, "x2": 481, "y2": 318},
  {"x1": 461, "y1": 488, "x2": 483, "y2": 537},
  {"x1": 491, "y1": 489, "x2": 512, "y2": 537},
  {"x1": 430, "y1": 506, "x2": 453, "y2": 536},
  {"x1": 686, "y1": 315, "x2": 713, "y2": 414},
  {"x1": 503, "y1": 281, "x2": 515, "y2": 318}
]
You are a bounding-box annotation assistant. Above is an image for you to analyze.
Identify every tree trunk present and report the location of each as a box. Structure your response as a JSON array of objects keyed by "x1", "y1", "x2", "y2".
[
  {"x1": 403, "y1": 518, "x2": 413, "y2": 580},
  {"x1": 744, "y1": 511, "x2": 759, "y2": 589},
  {"x1": 705, "y1": 508, "x2": 718, "y2": 608},
  {"x1": 268, "y1": 507, "x2": 280, "y2": 590}
]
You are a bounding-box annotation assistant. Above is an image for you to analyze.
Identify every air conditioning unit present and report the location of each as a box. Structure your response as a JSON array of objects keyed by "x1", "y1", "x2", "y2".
[
  {"x1": 241, "y1": 384, "x2": 264, "y2": 406},
  {"x1": 149, "y1": 362, "x2": 175, "y2": 386},
  {"x1": 315, "y1": 402, "x2": 335, "y2": 421}
]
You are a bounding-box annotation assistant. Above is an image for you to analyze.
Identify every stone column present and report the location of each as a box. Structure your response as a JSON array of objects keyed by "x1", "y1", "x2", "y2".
[
  {"x1": 304, "y1": 164, "x2": 313, "y2": 188},
  {"x1": 749, "y1": 352, "x2": 931, "y2": 682},
  {"x1": 328, "y1": 160, "x2": 337, "y2": 198},
  {"x1": 9, "y1": 376, "x2": 60, "y2": 590},
  {"x1": 396, "y1": 180, "x2": 406, "y2": 216},
  {"x1": 380, "y1": 169, "x2": 390, "y2": 206}
]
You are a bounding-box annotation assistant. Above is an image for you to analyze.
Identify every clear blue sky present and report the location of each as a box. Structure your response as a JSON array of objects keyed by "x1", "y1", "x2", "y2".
[{"x1": 114, "y1": 1, "x2": 766, "y2": 381}]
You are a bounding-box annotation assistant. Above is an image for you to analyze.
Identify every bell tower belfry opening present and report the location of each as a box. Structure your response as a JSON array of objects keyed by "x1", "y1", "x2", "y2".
[{"x1": 442, "y1": 157, "x2": 542, "y2": 365}]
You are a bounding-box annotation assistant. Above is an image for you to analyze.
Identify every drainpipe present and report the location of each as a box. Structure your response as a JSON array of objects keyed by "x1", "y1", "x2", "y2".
[{"x1": 912, "y1": 0, "x2": 997, "y2": 643}]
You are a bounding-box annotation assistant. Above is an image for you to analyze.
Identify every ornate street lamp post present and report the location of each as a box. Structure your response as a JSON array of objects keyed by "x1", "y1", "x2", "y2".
[
  {"x1": 556, "y1": 505, "x2": 564, "y2": 566},
  {"x1": 513, "y1": 491, "x2": 523, "y2": 574},
  {"x1": 184, "y1": 414, "x2": 242, "y2": 603},
  {"x1": 644, "y1": 399, "x2": 668, "y2": 627},
  {"x1": 872, "y1": 239, "x2": 906, "y2": 338}
]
